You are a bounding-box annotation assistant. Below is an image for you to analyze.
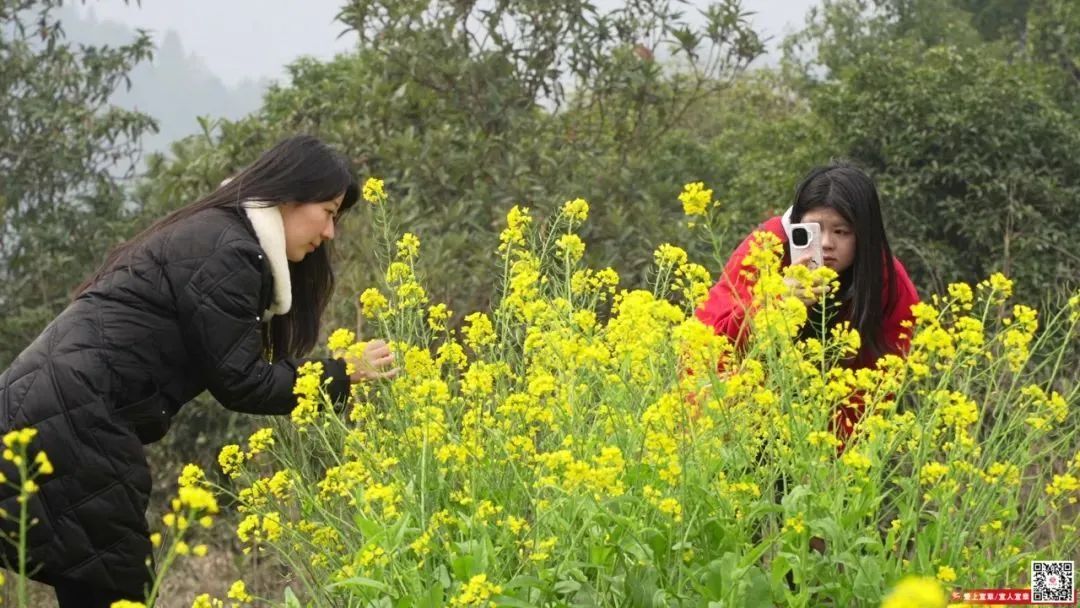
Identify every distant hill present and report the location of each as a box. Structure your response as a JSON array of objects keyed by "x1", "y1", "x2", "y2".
[{"x1": 60, "y1": 6, "x2": 269, "y2": 159}]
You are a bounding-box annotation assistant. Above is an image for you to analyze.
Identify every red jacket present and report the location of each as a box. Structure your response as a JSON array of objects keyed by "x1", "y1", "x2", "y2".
[{"x1": 694, "y1": 216, "x2": 920, "y2": 440}]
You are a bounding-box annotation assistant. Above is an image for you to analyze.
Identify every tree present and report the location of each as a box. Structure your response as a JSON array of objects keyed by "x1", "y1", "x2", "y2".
[
  {"x1": 0, "y1": 0, "x2": 156, "y2": 366},
  {"x1": 780, "y1": 0, "x2": 1080, "y2": 294},
  {"x1": 813, "y1": 41, "x2": 1080, "y2": 293},
  {"x1": 1026, "y1": 0, "x2": 1080, "y2": 106},
  {"x1": 138, "y1": 0, "x2": 765, "y2": 327}
]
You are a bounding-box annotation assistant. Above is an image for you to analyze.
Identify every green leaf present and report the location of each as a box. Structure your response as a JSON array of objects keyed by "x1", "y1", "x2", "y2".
[
  {"x1": 641, "y1": 527, "x2": 668, "y2": 561},
  {"x1": 769, "y1": 553, "x2": 795, "y2": 591},
  {"x1": 353, "y1": 512, "x2": 384, "y2": 539},
  {"x1": 740, "y1": 565, "x2": 774, "y2": 607},
  {"x1": 853, "y1": 556, "x2": 883, "y2": 601},
  {"x1": 553, "y1": 579, "x2": 582, "y2": 595},
  {"x1": 327, "y1": 576, "x2": 390, "y2": 592},
  {"x1": 282, "y1": 586, "x2": 301, "y2": 608},
  {"x1": 808, "y1": 517, "x2": 841, "y2": 542},
  {"x1": 502, "y1": 575, "x2": 544, "y2": 590},
  {"x1": 701, "y1": 552, "x2": 741, "y2": 599},
  {"x1": 492, "y1": 596, "x2": 537, "y2": 608},
  {"x1": 416, "y1": 584, "x2": 444, "y2": 608}
]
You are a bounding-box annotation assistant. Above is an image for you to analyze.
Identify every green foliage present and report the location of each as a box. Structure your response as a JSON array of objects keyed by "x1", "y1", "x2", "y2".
[
  {"x1": 0, "y1": 0, "x2": 156, "y2": 366},
  {"x1": 955, "y1": 0, "x2": 1031, "y2": 42},
  {"x1": 778, "y1": 0, "x2": 1080, "y2": 296},
  {"x1": 781, "y1": 0, "x2": 984, "y2": 81},
  {"x1": 197, "y1": 207, "x2": 1079, "y2": 607},
  {"x1": 695, "y1": 73, "x2": 833, "y2": 251},
  {"x1": 1026, "y1": 0, "x2": 1080, "y2": 106},
  {"x1": 138, "y1": 0, "x2": 765, "y2": 332}
]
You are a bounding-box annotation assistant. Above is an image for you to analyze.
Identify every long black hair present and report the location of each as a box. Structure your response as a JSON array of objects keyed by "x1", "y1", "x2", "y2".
[
  {"x1": 76, "y1": 135, "x2": 359, "y2": 358},
  {"x1": 791, "y1": 162, "x2": 897, "y2": 361}
]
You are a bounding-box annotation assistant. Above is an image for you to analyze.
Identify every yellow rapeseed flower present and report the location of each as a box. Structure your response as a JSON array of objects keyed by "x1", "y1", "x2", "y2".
[
  {"x1": 1045, "y1": 473, "x2": 1079, "y2": 502},
  {"x1": 362, "y1": 178, "x2": 385, "y2": 204},
  {"x1": 359, "y1": 288, "x2": 389, "y2": 318},
  {"x1": 427, "y1": 303, "x2": 452, "y2": 332},
  {"x1": 841, "y1": 450, "x2": 872, "y2": 473},
  {"x1": 678, "y1": 182, "x2": 714, "y2": 217},
  {"x1": 228, "y1": 580, "x2": 253, "y2": 603},
  {"x1": 657, "y1": 497, "x2": 684, "y2": 522},
  {"x1": 946, "y1": 282, "x2": 973, "y2": 310},
  {"x1": 654, "y1": 243, "x2": 688, "y2": 268},
  {"x1": 935, "y1": 565, "x2": 957, "y2": 583},
  {"x1": 396, "y1": 232, "x2": 420, "y2": 260},
  {"x1": 3, "y1": 427, "x2": 36, "y2": 448},
  {"x1": 178, "y1": 463, "x2": 206, "y2": 488},
  {"x1": 555, "y1": 233, "x2": 586, "y2": 262},
  {"x1": 782, "y1": 512, "x2": 806, "y2": 535},
  {"x1": 246, "y1": 428, "x2": 274, "y2": 456},
  {"x1": 562, "y1": 198, "x2": 589, "y2": 222},
  {"x1": 880, "y1": 576, "x2": 947, "y2": 608},
  {"x1": 985, "y1": 272, "x2": 1013, "y2": 301},
  {"x1": 920, "y1": 462, "x2": 950, "y2": 486},
  {"x1": 807, "y1": 431, "x2": 842, "y2": 449},
  {"x1": 190, "y1": 594, "x2": 223, "y2": 608},
  {"x1": 217, "y1": 444, "x2": 245, "y2": 478},
  {"x1": 409, "y1": 530, "x2": 433, "y2": 556},
  {"x1": 178, "y1": 485, "x2": 219, "y2": 514},
  {"x1": 267, "y1": 470, "x2": 293, "y2": 499},
  {"x1": 436, "y1": 340, "x2": 468, "y2": 371},
  {"x1": 451, "y1": 574, "x2": 503, "y2": 607},
  {"x1": 499, "y1": 205, "x2": 532, "y2": 252},
  {"x1": 293, "y1": 361, "x2": 324, "y2": 398},
  {"x1": 33, "y1": 450, "x2": 53, "y2": 475},
  {"x1": 463, "y1": 312, "x2": 497, "y2": 351},
  {"x1": 326, "y1": 328, "x2": 355, "y2": 352},
  {"x1": 290, "y1": 397, "x2": 319, "y2": 429},
  {"x1": 673, "y1": 261, "x2": 713, "y2": 307}
]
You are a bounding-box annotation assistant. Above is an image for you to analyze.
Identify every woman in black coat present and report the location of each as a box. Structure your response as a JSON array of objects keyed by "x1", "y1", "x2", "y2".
[{"x1": 0, "y1": 135, "x2": 396, "y2": 606}]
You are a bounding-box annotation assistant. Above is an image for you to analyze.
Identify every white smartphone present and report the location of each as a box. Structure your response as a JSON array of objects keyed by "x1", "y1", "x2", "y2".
[{"x1": 788, "y1": 222, "x2": 823, "y2": 269}]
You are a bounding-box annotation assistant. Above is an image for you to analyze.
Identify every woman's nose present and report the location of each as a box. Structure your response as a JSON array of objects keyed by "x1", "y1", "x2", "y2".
[{"x1": 322, "y1": 220, "x2": 336, "y2": 241}]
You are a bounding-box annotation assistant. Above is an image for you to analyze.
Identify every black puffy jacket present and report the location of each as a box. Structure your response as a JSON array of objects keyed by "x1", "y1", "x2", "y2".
[{"x1": 0, "y1": 205, "x2": 349, "y2": 596}]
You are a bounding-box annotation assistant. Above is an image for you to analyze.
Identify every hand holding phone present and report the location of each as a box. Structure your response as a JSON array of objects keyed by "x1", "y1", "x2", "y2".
[{"x1": 789, "y1": 222, "x2": 823, "y2": 269}]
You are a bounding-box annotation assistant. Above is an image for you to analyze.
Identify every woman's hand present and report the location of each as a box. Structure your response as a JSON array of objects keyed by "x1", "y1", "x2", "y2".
[
  {"x1": 346, "y1": 339, "x2": 400, "y2": 382},
  {"x1": 784, "y1": 253, "x2": 830, "y2": 307}
]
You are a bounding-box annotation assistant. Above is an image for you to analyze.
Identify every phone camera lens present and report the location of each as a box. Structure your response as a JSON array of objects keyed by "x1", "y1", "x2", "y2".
[{"x1": 792, "y1": 227, "x2": 810, "y2": 247}]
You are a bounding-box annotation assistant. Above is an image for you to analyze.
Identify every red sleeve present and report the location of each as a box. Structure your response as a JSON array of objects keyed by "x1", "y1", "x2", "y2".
[
  {"x1": 695, "y1": 217, "x2": 786, "y2": 350},
  {"x1": 879, "y1": 257, "x2": 920, "y2": 357}
]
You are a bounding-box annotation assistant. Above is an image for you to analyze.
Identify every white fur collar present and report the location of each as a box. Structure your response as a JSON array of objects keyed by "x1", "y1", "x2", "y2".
[{"x1": 242, "y1": 203, "x2": 292, "y2": 320}]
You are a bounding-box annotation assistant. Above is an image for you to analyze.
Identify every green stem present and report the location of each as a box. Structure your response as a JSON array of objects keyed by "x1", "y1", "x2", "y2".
[
  {"x1": 420, "y1": 425, "x2": 428, "y2": 523},
  {"x1": 145, "y1": 530, "x2": 182, "y2": 607},
  {"x1": 17, "y1": 458, "x2": 28, "y2": 608}
]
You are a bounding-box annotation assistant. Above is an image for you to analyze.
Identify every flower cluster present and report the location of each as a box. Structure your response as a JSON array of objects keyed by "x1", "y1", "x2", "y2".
[{"x1": 184, "y1": 189, "x2": 1077, "y2": 607}]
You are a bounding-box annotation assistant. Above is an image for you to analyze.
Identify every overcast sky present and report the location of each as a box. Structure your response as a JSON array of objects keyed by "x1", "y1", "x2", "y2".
[{"x1": 78, "y1": 0, "x2": 820, "y2": 86}]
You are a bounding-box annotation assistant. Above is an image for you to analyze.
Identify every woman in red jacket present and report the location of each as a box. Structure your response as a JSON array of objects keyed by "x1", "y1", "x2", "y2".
[{"x1": 695, "y1": 163, "x2": 920, "y2": 436}]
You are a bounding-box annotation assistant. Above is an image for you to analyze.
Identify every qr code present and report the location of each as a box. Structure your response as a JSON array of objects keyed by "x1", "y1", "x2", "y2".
[{"x1": 1032, "y1": 560, "x2": 1074, "y2": 604}]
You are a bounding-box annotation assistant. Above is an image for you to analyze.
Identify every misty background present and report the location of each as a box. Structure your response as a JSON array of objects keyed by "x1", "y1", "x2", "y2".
[{"x1": 67, "y1": 0, "x2": 820, "y2": 158}]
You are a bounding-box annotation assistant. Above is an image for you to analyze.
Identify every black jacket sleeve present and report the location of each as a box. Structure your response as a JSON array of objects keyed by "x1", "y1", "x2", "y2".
[{"x1": 177, "y1": 239, "x2": 349, "y2": 414}]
